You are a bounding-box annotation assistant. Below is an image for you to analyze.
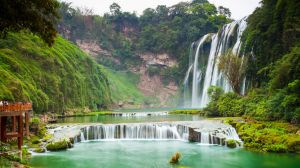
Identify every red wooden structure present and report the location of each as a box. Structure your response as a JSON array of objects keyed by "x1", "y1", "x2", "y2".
[{"x1": 0, "y1": 102, "x2": 32, "y2": 150}]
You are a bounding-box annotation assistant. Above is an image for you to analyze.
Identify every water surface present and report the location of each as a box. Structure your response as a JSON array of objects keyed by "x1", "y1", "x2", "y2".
[
  {"x1": 30, "y1": 141, "x2": 300, "y2": 168},
  {"x1": 57, "y1": 114, "x2": 201, "y2": 124}
]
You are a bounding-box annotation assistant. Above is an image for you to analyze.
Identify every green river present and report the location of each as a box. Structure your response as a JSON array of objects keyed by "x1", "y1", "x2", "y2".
[{"x1": 30, "y1": 110, "x2": 300, "y2": 168}]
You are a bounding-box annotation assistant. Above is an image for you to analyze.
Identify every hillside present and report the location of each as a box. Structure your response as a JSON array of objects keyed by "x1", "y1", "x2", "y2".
[
  {"x1": 56, "y1": 0, "x2": 231, "y2": 105},
  {"x1": 0, "y1": 32, "x2": 111, "y2": 114}
]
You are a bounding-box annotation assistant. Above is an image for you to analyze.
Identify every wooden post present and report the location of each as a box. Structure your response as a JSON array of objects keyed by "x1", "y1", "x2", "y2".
[
  {"x1": 12, "y1": 116, "x2": 16, "y2": 132},
  {"x1": 0, "y1": 116, "x2": 7, "y2": 143},
  {"x1": 17, "y1": 115, "x2": 23, "y2": 150},
  {"x1": 25, "y1": 111, "x2": 29, "y2": 137}
]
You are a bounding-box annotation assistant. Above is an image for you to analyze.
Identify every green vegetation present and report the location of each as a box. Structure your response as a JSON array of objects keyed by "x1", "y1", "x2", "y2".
[
  {"x1": 58, "y1": 0, "x2": 231, "y2": 82},
  {"x1": 240, "y1": 0, "x2": 300, "y2": 123},
  {"x1": 88, "y1": 111, "x2": 115, "y2": 115},
  {"x1": 204, "y1": 84, "x2": 300, "y2": 123},
  {"x1": 0, "y1": 0, "x2": 60, "y2": 46},
  {"x1": 243, "y1": 0, "x2": 300, "y2": 87},
  {"x1": 0, "y1": 142, "x2": 30, "y2": 167},
  {"x1": 226, "y1": 139, "x2": 237, "y2": 148},
  {"x1": 34, "y1": 147, "x2": 46, "y2": 153},
  {"x1": 0, "y1": 32, "x2": 111, "y2": 113},
  {"x1": 103, "y1": 69, "x2": 146, "y2": 105},
  {"x1": 227, "y1": 119, "x2": 300, "y2": 153},
  {"x1": 67, "y1": 111, "x2": 116, "y2": 116},
  {"x1": 46, "y1": 139, "x2": 72, "y2": 151},
  {"x1": 169, "y1": 109, "x2": 203, "y2": 115}
]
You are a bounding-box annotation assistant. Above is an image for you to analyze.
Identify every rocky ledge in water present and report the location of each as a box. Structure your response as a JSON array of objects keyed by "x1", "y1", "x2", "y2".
[{"x1": 42, "y1": 120, "x2": 242, "y2": 152}]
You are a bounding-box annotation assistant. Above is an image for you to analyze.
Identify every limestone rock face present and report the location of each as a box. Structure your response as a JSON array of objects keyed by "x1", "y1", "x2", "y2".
[{"x1": 140, "y1": 53, "x2": 177, "y2": 67}]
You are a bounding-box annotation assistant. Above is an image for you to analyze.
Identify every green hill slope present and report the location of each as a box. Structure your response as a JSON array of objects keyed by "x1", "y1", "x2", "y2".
[
  {"x1": 104, "y1": 69, "x2": 145, "y2": 106},
  {"x1": 0, "y1": 32, "x2": 111, "y2": 114}
]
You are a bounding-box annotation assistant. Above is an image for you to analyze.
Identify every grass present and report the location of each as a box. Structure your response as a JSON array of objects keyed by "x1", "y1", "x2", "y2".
[
  {"x1": 103, "y1": 69, "x2": 146, "y2": 105},
  {"x1": 58, "y1": 111, "x2": 118, "y2": 117},
  {"x1": 169, "y1": 109, "x2": 204, "y2": 115}
]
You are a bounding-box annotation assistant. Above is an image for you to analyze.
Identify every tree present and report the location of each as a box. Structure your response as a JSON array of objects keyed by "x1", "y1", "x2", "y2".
[
  {"x1": 218, "y1": 51, "x2": 248, "y2": 95},
  {"x1": 218, "y1": 6, "x2": 231, "y2": 18},
  {"x1": 0, "y1": 0, "x2": 60, "y2": 46},
  {"x1": 110, "y1": 3, "x2": 121, "y2": 16}
]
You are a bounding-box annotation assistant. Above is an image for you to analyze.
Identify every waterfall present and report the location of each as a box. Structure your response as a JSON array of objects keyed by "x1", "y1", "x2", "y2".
[
  {"x1": 74, "y1": 122, "x2": 241, "y2": 146},
  {"x1": 183, "y1": 18, "x2": 248, "y2": 108},
  {"x1": 77, "y1": 124, "x2": 189, "y2": 141}
]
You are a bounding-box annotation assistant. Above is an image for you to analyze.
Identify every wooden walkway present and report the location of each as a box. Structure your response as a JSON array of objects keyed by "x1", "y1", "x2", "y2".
[{"x1": 0, "y1": 102, "x2": 32, "y2": 150}]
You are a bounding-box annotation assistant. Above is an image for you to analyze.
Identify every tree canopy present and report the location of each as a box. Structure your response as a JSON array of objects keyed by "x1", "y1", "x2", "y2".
[{"x1": 0, "y1": 0, "x2": 60, "y2": 46}]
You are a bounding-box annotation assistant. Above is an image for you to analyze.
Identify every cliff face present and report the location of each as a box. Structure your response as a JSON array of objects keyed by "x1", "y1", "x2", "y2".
[
  {"x1": 58, "y1": 19, "x2": 180, "y2": 107},
  {"x1": 75, "y1": 39, "x2": 179, "y2": 107},
  {"x1": 135, "y1": 53, "x2": 178, "y2": 107}
]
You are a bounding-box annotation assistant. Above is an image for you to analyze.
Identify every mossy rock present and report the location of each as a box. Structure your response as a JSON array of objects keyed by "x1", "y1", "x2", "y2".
[
  {"x1": 226, "y1": 139, "x2": 237, "y2": 148},
  {"x1": 286, "y1": 137, "x2": 300, "y2": 153},
  {"x1": 46, "y1": 139, "x2": 70, "y2": 151},
  {"x1": 31, "y1": 139, "x2": 41, "y2": 145},
  {"x1": 34, "y1": 147, "x2": 46, "y2": 153}
]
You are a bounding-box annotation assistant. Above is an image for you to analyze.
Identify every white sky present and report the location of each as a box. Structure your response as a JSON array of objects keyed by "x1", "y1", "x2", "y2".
[{"x1": 61, "y1": 0, "x2": 261, "y2": 20}]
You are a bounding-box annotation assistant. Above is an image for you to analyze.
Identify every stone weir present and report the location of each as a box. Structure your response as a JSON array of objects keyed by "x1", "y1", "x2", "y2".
[{"x1": 47, "y1": 120, "x2": 241, "y2": 146}]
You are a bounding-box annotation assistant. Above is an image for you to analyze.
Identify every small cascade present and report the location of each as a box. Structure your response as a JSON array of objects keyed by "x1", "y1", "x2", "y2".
[
  {"x1": 80, "y1": 132, "x2": 85, "y2": 142},
  {"x1": 200, "y1": 132, "x2": 210, "y2": 144},
  {"x1": 73, "y1": 122, "x2": 241, "y2": 146},
  {"x1": 77, "y1": 123, "x2": 189, "y2": 141},
  {"x1": 183, "y1": 17, "x2": 248, "y2": 108},
  {"x1": 120, "y1": 111, "x2": 168, "y2": 117}
]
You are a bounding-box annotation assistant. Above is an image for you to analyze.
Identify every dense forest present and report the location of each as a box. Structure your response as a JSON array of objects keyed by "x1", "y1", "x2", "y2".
[{"x1": 57, "y1": 0, "x2": 231, "y2": 82}]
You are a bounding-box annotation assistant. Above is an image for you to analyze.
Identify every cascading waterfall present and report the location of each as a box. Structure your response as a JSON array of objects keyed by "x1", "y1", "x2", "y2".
[
  {"x1": 75, "y1": 123, "x2": 241, "y2": 145},
  {"x1": 78, "y1": 124, "x2": 189, "y2": 141},
  {"x1": 183, "y1": 17, "x2": 248, "y2": 108}
]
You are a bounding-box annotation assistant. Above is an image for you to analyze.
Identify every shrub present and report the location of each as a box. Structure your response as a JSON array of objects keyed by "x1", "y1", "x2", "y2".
[
  {"x1": 226, "y1": 139, "x2": 237, "y2": 148},
  {"x1": 34, "y1": 147, "x2": 46, "y2": 153},
  {"x1": 217, "y1": 93, "x2": 243, "y2": 117},
  {"x1": 232, "y1": 119, "x2": 300, "y2": 153},
  {"x1": 46, "y1": 139, "x2": 70, "y2": 151}
]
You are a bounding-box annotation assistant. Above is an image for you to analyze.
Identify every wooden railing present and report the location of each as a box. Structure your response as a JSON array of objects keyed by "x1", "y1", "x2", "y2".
[{"x1": 0, "y1": 102, "x2": 32, "y2": 113}]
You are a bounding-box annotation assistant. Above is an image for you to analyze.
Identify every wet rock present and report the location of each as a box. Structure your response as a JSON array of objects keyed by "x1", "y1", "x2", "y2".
[
  {"x1": 46, "y1": 139, "x2": 71, "y2": 151},
  {"x1": 226, "y1": 139, "x2": 237, "y2": 148},
  {"x1": 34, "y1": 147, "x2": 46, "y2": 153}
]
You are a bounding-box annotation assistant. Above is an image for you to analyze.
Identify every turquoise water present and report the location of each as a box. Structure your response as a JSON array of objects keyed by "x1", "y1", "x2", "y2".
[
  {"x1": 33, "y1": 111, "x2": 300, "y2": 168},
  {"x1": 30, "y1": 141, "x2": 300, "y2": 168},
  {"x1": 57, "y1": 114, "x2": 202, "y2": 124}
]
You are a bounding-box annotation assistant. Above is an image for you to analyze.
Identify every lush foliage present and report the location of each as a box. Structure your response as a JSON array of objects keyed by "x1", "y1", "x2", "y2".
[
  {"x1": 57, "y1": 1, "x2": 231, "y2": 81},
  {"x1": 0, "y1": 32, "x2": 111, "y2": 113},
  {"x1": 228, "y1": 118, "x2": 300, "y2": 153},
  {"x1": 204, "y1": 83, "x2": 300, "y2": 123},
  {"x1": 226, "y1": 139, "x2": 237, "y2": 148},
  {"x1": 103, "y1": 69, "x2": 146, "y2": 105},
  {"x1": 46, "y1": 139, "x2": 72, "y2": 151},
  {"x1": 0, "y1": 0, "x2": 60, "y2": 46},
  {"x1": 243, "y1": 0, "x2": 300, "y2": 87},
  {"x1": 169, "y1": 109, "x2": 203, "y2": 115}
]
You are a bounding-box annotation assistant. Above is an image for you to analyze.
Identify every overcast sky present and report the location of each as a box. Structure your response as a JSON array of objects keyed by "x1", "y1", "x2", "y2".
[{"x1": 61, "y1": 0, "x2": 261, "y2": 20}]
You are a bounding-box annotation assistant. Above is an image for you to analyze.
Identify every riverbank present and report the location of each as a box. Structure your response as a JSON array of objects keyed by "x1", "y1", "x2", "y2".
[
  {"x1": 226, "y1": 117, "x2": 300, "y2": 153},
  {"x1": 168, "y1": 110, "x2": 300, "y2": 153}
]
